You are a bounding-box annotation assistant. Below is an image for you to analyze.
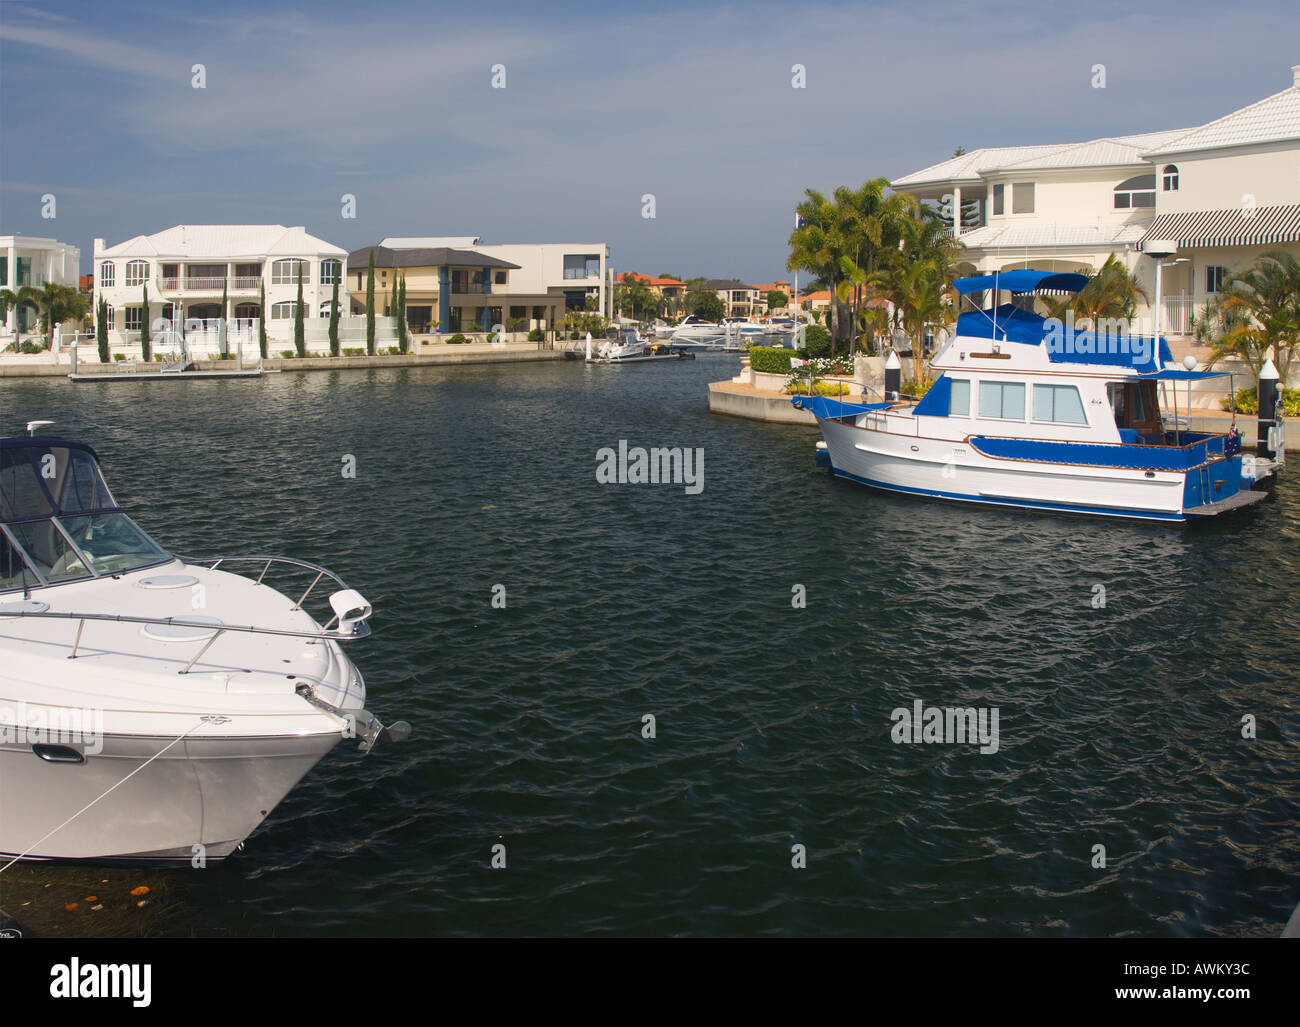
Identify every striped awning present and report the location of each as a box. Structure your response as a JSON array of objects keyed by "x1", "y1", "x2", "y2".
[{"x1": 1140, "y1": 204, "x2": 1300, "y2": 250}]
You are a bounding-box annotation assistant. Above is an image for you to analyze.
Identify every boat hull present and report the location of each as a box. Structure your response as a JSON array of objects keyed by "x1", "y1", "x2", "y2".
[
  {"x1": 816, "y1": 416, "x2": 1193, "y2": 523},
  {"x1": 0, "y1": 728, "x2": 341, "y2": 863}
]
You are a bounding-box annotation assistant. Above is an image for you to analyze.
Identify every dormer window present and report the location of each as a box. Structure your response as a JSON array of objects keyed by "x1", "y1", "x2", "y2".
[
  {"x1": 1162, "y1": 165, "x2": 1179, "y2": 191},
  {"x1": 1114, "y1": 174, "x2": 1156, "y2": 209},
  {"x1": 1012, "y1": 182, "x2": 1035, "y2": 214}
]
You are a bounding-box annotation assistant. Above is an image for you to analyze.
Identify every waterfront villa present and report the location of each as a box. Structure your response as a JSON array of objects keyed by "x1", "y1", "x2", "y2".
[
  {"x1": 891, "y1": 64, "x2": 1300, "y2": 340},
  {"x1": 1, "y1": 235, "x2": 81, "y2": 337},
  {"x1": 615, "y1": 273, "x2": 690, "y2": 309},
  {"x1": 349, "y1": 238, "x2": 610, "y2": 335},
  {"x1": 93, "y1": 225, "x2": 347, "y2": 348}
]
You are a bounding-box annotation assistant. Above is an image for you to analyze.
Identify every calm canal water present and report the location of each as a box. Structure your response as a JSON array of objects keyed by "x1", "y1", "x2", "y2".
[{"x1": 1, "y1": 356, "x2": 1297, "y2": 937}]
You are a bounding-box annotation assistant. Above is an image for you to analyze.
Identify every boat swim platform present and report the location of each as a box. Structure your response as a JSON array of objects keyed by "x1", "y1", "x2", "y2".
[
  {"x1": 1184, "y1": 489, "x2": 1269, "y2": 518},
  {"x1": 68, "y1": 368, "x2": 265, "y2": 382}
]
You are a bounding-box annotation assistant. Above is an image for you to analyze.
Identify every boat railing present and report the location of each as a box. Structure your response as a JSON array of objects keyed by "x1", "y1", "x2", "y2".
[
  {"x1": 178, "y1": 553, "x2": 354, "y2": 616},
  {"x1": 0, "y1": 608, "x2": 371, "y2": 674}
]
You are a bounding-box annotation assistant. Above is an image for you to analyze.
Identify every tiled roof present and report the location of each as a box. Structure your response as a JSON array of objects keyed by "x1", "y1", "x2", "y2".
[
  {"x1": 381, "y1": 236, "x2": 482, "y2": 248},
  {"x1": 616, "y1": 273, "x2": 688, "y2": 287},
  {"x1": 891, "y1": 145, "x2": 1066, "y2": 186},
  {"x1": 1142, "y1": 82, "x2": 1300, "y2": 156},
  {"x1": 956, "y1": 222, "x2": 1151, "y2": 249},
  {"x1": 101, "y1": 225, "x2": 345, "y2": 258},
  {"x1": 1003, "y1": 130, "x2": 1194, "y2": 170}
]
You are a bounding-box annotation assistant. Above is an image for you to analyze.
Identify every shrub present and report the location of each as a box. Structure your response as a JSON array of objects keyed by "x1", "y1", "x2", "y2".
[
  {"x1": 800, "y1": 324, "x2": 832, "y2": 358},
  {"x1": 342, "y1": 347, "x2": 365, "y2": 356},
  {"x1": 902, "y1": 375, "x2": 935, "y2": 398},
  {"x1": 280, "y1": 350, "x2": 296, "y2": 358},
  {"x1": 113, "y1": 353, "x2": 127, "y2": 361},
  {"x1": 19, "y1": 341, "x2": 43, "y2": 354},
  {"x1": 528, "y1": 328, "x2": 544, "y2": 342},
  {"x1": 784, "y1": 380, "x2": 852, "y2": 396},
  {"x1": 448, "y1": 333, "x2": 468, "y2": 345},
  {"x1": 1225, "y1": 387, "x2": 1300, "y2": 416},
  {"x1": 750, "y1": 346, "x2": 796, "y2": 374}
]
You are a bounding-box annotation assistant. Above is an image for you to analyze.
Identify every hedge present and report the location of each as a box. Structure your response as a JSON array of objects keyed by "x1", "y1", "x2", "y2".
[{"x1": 750, "y1": 346, "x2": 796, "y2": 373}]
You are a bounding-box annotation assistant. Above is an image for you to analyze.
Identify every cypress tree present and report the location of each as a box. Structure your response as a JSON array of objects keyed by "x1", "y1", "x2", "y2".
[
  {"x1": 390, "y1": 274, "x2": 400, "y2": 351},
  {"x1": 293, "y1": 266, "x2": 306, "y2": 357},
  {"x1": 328, "y1": 277, "x2": 340, "y2": 357},
  {"x1": 397, "y1": 274, "x2": 408, "y2": 353},
  {"x1": 258, "y1": 281, "x2": 268, "y2": 359},
  {"x1": 220, "y1": 278, "x2": 229, "y2": 357},
  {"x1": 140, "y1": 284, "x2": 151, "y2": 361},
  {"x1": 365, "y1": 248, "x2": 376, "y2": 355},
  {"x1": 96, "y1": 296, "x2": 109, "y2": 363}
]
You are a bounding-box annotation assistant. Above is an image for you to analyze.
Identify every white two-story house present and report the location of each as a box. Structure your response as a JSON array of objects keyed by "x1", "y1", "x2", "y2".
[
  {"x1": 891, "y1": 64, "x2": 1300, "y2": 339},
  {"x1": 93, "y1": 225, "x2": 348, "y2": 349}
]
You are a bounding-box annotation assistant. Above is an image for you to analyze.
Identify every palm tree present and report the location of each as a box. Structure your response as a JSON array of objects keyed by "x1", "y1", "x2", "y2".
[
  {"x1": 1048, "y1": 254, "x2": 1148, "y2": 324},
  {"x1": 1, "y1": 282, "x2": 87, "y2": 349},
  {"x1": 788, "y1": 189, "x2": 846, "y2": 351},
  {"x1": 830, "y1": 179, "x2": 913, "y2": 355},
  {"x1": 1208, "y1": 249, "x2": 1300, "y2": 382}
]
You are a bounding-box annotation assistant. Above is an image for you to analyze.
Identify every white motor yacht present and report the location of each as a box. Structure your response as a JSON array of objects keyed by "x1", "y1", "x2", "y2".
[{"x1": 0, "y1": 432, "x2": 403, "y2": 864}]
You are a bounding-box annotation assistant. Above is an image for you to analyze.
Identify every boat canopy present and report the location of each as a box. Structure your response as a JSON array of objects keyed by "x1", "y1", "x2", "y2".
[
  {"x1": 0, "y1": 438, "x2": 118, "y2": 523},
  {"x1": 952, "y1": 270, "x2": 1089, "y2": 295},
  {"x1": 1129, "y1": 368, "x2": 1228, "y2": 381},
  {"x1": 955, "y1": 304, "x2": 1173, "y2": 374}
]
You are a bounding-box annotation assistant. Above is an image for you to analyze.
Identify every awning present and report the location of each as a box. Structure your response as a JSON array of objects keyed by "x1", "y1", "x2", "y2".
[{"x1": 1139, "y1": 204, "x2": 1300, "y2": 250}]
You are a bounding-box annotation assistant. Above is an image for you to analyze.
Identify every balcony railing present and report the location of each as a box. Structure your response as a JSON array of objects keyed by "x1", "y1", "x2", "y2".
[
  {"x1": 157, "y1": 276, "x2": 249, "y2": 291},
  {"x1": 563, "y1": 268, "x2": 598, "y2": 280},
  {"x1": 450, "y1": 280, "x2": 487, "y2": 294}
]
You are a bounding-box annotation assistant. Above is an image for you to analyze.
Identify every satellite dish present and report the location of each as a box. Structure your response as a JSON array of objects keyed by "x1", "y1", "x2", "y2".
[{"x1": 1182, "y1": 355, "x2": 1197, "y2": 371}]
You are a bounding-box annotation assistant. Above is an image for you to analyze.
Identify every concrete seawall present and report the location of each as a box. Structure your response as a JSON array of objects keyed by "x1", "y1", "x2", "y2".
[
  {"x1": 707, "y1": 380, "x2": 817, "y2": 425},
  {"x1": 0, "y1": 345, "x2": 567, "y2": 378}
]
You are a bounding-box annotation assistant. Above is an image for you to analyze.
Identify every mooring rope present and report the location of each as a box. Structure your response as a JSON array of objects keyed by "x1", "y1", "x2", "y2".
[{"x1": 0, "y1": 716, "x2": 215, "y2": 873}]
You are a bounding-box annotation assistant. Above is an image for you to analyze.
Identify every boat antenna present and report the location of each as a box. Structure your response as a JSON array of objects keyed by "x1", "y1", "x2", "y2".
[{"x1": 26, "y1": 420, "x2": 53, "y2": 437}]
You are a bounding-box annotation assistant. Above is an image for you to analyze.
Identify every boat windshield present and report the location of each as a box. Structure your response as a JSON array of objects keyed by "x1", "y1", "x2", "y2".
[{"x1": 0, "y1": 440, "x2": 170, "y2": 589}]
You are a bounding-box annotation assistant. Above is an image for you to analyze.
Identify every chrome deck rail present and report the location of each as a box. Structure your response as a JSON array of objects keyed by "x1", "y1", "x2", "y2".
[{"x1": 178, "y1": 554, "x2": 352, "y2": 614}]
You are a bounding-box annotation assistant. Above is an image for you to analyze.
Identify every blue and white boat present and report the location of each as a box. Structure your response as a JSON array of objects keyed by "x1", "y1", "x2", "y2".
[{"x1": 795, "y1": 269, "x2": 1284, "y2": 525}]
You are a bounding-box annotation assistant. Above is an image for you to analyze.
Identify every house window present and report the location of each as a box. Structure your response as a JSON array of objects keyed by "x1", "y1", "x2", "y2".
[
  {"x1": 234, "y1": 303, "x2": 259, "y2": 319},
  {"x1": 1012, "y1": 182, "x2": 1035, "y2": 214},
  {"x1": 100, "y1": 262, "x2": 115, "y2": 287},
  {"x1": 1206, "y1": 266, "x2": 1226, "y2": 294},
  {"x1": 1032, "y1": 384, "x2": 1087, "y2": 425},
  {"x1": 494, "y1": 271, "x2": 507, "y2": 285},
  {"x1": 1162, "y1": 165, "x2": 1179, "y2": 191},
  {"x1": 271, "y1": 259, "x2": 307, "y2": 285},
  {"x1": 978, "y1": 381, "x2": 1025, "y2": 420},
  {"x1": 101, "y1": 305, "x2": 113, "y2": 330},
  {"x1": 1114, "y1": 174, "x2": 1156, "y2": 209},
  {"x1": 125, "y1": 260, "x2": 149, "y2": 287},
  {"x1": 124, "y1": 307, "x2": 143, "y2": 331},
  {"x1": 949, "y1": 378, "x2": 970, "y2": 417},
  {"x1": 270, "y1": 301, "x2": 299, "y2": 319},
  {"x1": 991, "y1": 184, "x2": 1005, "y2": 216},
  {"x1": 509, "y1": 306, "x2": 526, "y2": 319},
  {"x1": 320, "y1": 259, "x2": 341, "y2": 284}
]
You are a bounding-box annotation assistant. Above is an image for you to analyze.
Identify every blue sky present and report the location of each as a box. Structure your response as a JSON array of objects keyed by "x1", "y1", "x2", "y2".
[{"x1": 1, "y1": 0, "x2": 1297, "y2": 282}]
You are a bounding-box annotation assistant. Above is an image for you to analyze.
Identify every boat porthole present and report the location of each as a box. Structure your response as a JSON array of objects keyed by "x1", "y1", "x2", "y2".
[
  {"x1": 1145, "y1": 471, "x2": 1155, "y2": 478},
  {"x1": 33, "y1": 743, "x2": 85, "y2": 764},
  {"x1": 911, "y1": 445, "x2": 919, "y2": 452}
]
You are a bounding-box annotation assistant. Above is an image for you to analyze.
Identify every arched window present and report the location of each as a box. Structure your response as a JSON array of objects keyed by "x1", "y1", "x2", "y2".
[
  {"x1": 1162, "y1": 164, "x2": 1179, "y2": 191},
  {"x1": 270, "y1": 301, "x2": 301, "y2": 319},
  {"x1": 319, "y1": 299, "x2": 340, "y2": 319},
  {"x1": 100, "y1": 262, "x2": 115, "y2": 287},
  {"x1": 1113, "y1": 174, "x2": 1156, "y2": 209},
  {"x1": 124, "y1": 260, "x2": 149, "y2": 286},
  {"x1": 319, "y1": 259, "x2": 341, "y2": 284},
  {"x1": 271, "y1": 259, "x2": 307, "y2": 285},
  {"x1": 234, "y1": 303, "x2": 260, "y2": 320}
]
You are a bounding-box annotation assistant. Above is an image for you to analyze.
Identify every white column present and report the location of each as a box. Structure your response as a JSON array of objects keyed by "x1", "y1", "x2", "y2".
[{"x1": 952, "y1": 186, "x2": 962, "y2": 239}]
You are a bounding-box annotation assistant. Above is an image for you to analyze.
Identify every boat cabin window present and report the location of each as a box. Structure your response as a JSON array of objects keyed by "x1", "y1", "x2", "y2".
[
  {"x1": 978, "y1": 381, "x2": 1025, "y2": 420},
  {"x1": 0, "y1": 532, "x2": 34, "y2": 591},
  {"x1": 949, "y1": 378, "x2": 971, "y2": 417},
  {"x1": 1032, "y1": 384, "x2": 1087, "y2": 425},
  {"x1": 5, "y1": 519, "x2": 91, "y2": 582}
]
